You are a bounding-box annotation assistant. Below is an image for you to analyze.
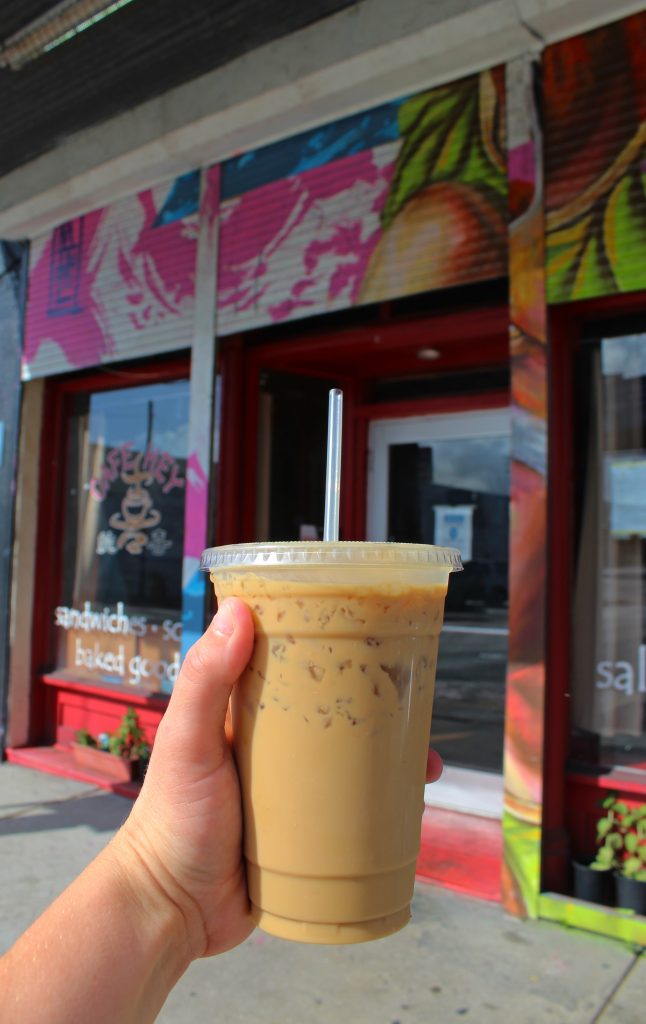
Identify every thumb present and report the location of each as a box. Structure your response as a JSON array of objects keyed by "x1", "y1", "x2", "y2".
[{"x1": 152, "y1": 598, "x2": 254, "y2": 772}]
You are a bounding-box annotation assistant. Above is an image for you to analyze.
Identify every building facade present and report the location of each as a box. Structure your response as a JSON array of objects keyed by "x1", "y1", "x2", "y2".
[{"x1": 3, "y1": 0, "x2": 646, "y2": 944}]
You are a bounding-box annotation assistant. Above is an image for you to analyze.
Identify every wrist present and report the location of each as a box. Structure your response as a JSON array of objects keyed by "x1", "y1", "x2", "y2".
[
  {"x1": 0, "y1": 821, "x2": 199, "y2": 1024},
  {"x1": 107, "y1": 821, "x2": 202, "y2": 980}
]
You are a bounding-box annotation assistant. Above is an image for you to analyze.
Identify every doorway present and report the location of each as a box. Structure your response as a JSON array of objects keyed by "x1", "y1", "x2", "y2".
[
  {"x1": 219, "y1": 307, "x2": 510, "y2": 815},
  {"x1": 254, "y1": 370, "x2": 338, "y2": 542}
]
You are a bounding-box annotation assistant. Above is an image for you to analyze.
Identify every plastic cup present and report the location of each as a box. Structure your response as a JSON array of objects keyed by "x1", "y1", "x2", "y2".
[{"x1": 200, "y1": 541, "x2": 461, "y2": 944}]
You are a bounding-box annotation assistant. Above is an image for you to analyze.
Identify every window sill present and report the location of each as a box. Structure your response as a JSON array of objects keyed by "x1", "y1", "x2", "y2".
[
  {"x1": 567, "y1": 766, "x2": 646, "y2": 796},
  {"x1": 41, "y1": 672, "x2": 169, "y2": 708}
]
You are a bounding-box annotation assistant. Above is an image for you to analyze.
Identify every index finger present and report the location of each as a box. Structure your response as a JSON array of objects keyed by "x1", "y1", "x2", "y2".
[{"x1": 426, "y1": 748, "x2": 443, "y2": 784}]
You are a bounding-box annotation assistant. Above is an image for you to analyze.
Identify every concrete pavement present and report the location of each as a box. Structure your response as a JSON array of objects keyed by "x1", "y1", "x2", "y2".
[{"x1": 1, "y1": 762, "x2": 644, "y2": 1023}]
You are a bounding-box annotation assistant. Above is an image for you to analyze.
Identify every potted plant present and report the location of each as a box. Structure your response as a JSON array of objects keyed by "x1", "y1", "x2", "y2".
[
  {"x1": 572, "y1": 794, "x2": 622, "y2": 906},
  {"x1": 72, "y1": 707, "x2": 150, "y2": 783},
  {"x1": 614, "y1": 803, "x2": 646, "y2": 915}
]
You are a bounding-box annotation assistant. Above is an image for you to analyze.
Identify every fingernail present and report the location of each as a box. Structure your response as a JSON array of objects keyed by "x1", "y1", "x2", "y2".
[{"x1": 212, "y1": 600, "x2": 236, "y2": 638}]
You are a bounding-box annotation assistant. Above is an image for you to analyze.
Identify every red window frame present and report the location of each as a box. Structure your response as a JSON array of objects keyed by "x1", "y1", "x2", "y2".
[
  {"x1": 29, "y1": 354, "x2": 190, "y2": 744},
  {"x1": 543, "y1": 291, "x2": 646, "y2": 891}
]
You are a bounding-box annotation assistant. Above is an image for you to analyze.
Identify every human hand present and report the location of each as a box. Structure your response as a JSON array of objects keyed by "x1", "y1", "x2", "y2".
[
  {"x1": 116, "y1": 598, "x2": 255, "y2": 960},
  {"x1": 115, "y1": 599, "x2": 444, "y2": 964},
  {"x1": 0, "y1": 600, "x2": 255, "y2": 1024},
  {"x1": 2, "y1": 603, "x2": 445, "y2": 1024}
]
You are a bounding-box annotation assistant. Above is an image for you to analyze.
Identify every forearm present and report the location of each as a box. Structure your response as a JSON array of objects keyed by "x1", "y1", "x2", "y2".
[{"x1": 0, "y1": 828, "x2": 195, "y2": 1024}]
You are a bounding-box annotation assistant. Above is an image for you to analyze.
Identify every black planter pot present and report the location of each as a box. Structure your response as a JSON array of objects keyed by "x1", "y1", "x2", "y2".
[
  {"x1": 615, "y1": 874, "x2": 646, "y2": 915},
  {"x1": 572, "y1": 860, "x2": 614, "y2": 906}
]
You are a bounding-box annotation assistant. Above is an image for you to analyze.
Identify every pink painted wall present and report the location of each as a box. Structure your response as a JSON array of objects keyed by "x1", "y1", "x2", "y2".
[{"x1": 23, "y1": 172, "x2": 201, "y2": 379}]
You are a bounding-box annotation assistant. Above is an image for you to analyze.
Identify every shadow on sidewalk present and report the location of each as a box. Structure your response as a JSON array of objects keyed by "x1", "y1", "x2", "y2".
[{"x1": 0, "y1": 792, "x2": 129, "y2": 837}]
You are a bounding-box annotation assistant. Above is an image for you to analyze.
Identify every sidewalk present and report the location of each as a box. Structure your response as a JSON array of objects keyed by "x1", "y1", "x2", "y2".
[{"x1": 1, "y1": 761, "x2": 644, "y2": 1023}]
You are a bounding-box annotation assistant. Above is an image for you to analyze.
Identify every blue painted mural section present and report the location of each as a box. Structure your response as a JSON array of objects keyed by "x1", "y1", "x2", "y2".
[
  {"x1": 220, "y1": 100, "x2": 404, "y2": 199},
  {"x1": 175, "y1": 567, "x2": 206, "y2": 686},
  {"x1": 154, "y1": 170, "x2": 201, "y2": 226}
]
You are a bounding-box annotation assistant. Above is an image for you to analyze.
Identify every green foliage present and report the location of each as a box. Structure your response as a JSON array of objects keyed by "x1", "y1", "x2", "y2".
[
  {"x1": 75, "y1": 728, "x2": 97, "y2": 748},
  {"x1": 590, "y1": 794, "x2": 646, "y2": 879},
  {"x1": 76, "y1": 708, "x2": 150, "y2": 762},
  {"x1": 108, "y1": 707, "x2": 150, "y2": 761},
  {"x1": 591, "y1": 842, "x2": 619, "y2": 870}
]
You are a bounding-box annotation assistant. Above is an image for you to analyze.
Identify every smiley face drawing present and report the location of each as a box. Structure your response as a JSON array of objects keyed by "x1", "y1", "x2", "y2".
[{"x1": 108, "y1": 466, "x2": 161, "y2": 555}]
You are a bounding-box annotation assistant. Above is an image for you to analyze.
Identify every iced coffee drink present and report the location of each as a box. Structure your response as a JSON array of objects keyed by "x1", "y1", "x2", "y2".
[{"x1": 201, "y1": 542, "x2": 461, "y2": 944}]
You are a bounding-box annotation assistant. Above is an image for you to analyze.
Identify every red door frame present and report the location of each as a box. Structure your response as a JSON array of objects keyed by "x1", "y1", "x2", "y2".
[
  {"x1": 29, "y1": 354, "x2": 190, "y2": 744},
  {"x1": 354, "y1": 390, "x2": 509, "y2": 539},
  {"x1": 215, "y1": 304, "x2": 510, "y2": 900},
  {"x1": 543, "y1": 291, "x2": 646, "y2": 891},
  {"x1": 217, "y1": 304, "x2": 509, "y2": 546}
]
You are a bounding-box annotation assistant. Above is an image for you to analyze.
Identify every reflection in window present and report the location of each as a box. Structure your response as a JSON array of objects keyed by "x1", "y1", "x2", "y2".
[
  {"x1": 387, "y1": 434, "x2": 510, "y2": 773},
  {"x1": 388, "y1": 437, "x2": 510, "y2": 609},
  {"x1": 572, "y1": 333, "x2": 646, "y2": 770},
  {"x1": 55, "y1": 380, "x2": 189, "y2": 693}
]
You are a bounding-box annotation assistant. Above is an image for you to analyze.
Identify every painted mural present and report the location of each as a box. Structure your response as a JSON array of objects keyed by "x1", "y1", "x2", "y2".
[
  {"x1": 22, "y1": 171, "x2": 201, "y2": 379},
  {"x1": 502, "y1": 56, "x2": 548, "y2": 919},
  {"x1": 545, "y1": 13, "x2": 646, "y2": 302},
  {"x1": 216, "y1": 69, "x2": 507, "y2": 334}
]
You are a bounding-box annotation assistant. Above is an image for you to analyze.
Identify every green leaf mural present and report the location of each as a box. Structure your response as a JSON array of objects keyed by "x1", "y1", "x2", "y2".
[
  {"x1": 382, "y1": 75, "x2": 507, "y2": 232},
  {"x1": 545, "y1": 103, "x2": 646, "y2": 302},
  {"x1": 604, "y1": 168, "x2": 646, "y2": 293},
  {"x1": 502, "y1": 810, "x2": 542, "y2": 919},
  {"x1": 572, "y1": 224, "x2": 615, "y2": 299}
]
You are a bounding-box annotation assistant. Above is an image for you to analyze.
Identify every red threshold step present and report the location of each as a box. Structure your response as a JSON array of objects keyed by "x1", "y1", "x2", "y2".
[
  {"x1": 416, "y1": 805, "x2": 502, "y2": 903},
  {"x1": 6, "y1": 745, "x2": 141, "y2": 800}
]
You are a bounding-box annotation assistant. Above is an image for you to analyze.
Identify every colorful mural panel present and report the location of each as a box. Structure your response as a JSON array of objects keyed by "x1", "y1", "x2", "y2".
[
  {"x1": 22, "y1": 171, "x2": 201, "y2": 380},
  {"x1": 545, "y1": 13, "x2": 646, "y2": 302},
  {"x1": 503, "y1": 55, "x2": 549, "y2": 918},
  {"x1": 216, "y1": 70, "x2": 507, "y2": 334}
]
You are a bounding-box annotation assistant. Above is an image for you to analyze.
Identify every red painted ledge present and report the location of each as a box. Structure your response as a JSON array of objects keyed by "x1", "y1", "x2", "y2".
[
  {"x1": 41, "y1": 672, "x2": 169, "y2": 710},
  {"x1": 6, "y1": 745, "x2": 141, "y2": 800},
  {"x1": 567, "y1": 769, "x2": 646, "y2": 796},
  {"x1": 416, "y1": 805, "x2": 502, "y2": 903}
]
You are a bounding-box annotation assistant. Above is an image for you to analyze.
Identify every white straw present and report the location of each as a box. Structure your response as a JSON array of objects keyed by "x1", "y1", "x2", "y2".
[{"x1": 323, "y1": 388, "x2": 343, "y2": 542}]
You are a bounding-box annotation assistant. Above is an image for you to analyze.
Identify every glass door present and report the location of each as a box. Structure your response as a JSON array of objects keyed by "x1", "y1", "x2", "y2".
[{"x1": 367, "y1": 408, "x2": 510, "y2": 808}]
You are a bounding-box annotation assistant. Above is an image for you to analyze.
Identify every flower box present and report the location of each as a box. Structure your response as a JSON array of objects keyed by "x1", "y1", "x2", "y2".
[
  {"x1": 71, "y1": 743, "x2": 138, "y2": 782},
  {"x1": 615, "y1": 873, "x2": 646, "y2": 916},
  {"x1": 572, "y1": 859, "x2": 614, "y2": 906}
]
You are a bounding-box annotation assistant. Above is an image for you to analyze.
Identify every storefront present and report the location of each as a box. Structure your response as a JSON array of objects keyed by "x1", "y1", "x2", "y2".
[
  {"x1": 5, "y1": 10, "x2": 646, "y2": 944},
  {"x1": 540, "y1": 296, "x2": 646, "y2": 937},
  {"x1": 26, "y1": 360, "x2": 190, "y2": 789},
  {"x1": 6, "y1": 170, "x2": 210, "y2": 789}
]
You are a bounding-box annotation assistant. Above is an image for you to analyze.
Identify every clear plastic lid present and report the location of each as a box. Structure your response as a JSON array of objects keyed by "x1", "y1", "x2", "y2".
[{"x1": 200, "y1": 541, "x2": 462, "y2": 574}]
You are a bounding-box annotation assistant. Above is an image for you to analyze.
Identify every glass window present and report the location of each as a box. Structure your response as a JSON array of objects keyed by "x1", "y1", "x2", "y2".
[
  {"x1": 53, "y1": 379, "x2": 189, "y2": 694},
  {"x1": 368, "y1": 409, "x2": 510, "y2": 774},
  {"x1": 387, "y1": 434, "x2": 509, "y2": 773},
  {"x1": 571, "y1": 331, "x2": 646, "y2": 771}
]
